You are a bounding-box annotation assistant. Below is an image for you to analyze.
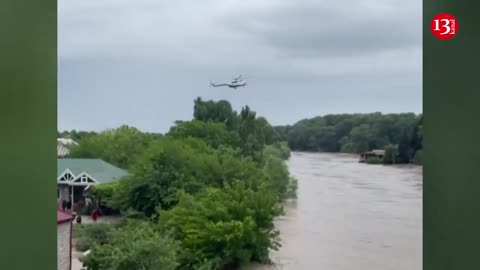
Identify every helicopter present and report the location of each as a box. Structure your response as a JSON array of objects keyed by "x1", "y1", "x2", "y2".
[{"x1": 210, "y1": 75, "x2": 247, "y2": 89}]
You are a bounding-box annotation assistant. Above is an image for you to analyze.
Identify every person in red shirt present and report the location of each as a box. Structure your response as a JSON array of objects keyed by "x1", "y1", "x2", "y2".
[{"x1": 91, "y1": 208, "x2": 99, "y2": 223}]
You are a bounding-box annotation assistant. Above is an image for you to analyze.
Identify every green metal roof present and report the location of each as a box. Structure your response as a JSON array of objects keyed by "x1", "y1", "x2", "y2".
[{"x1": 57, "y1": 158, "x2": 128, "y2": 184}]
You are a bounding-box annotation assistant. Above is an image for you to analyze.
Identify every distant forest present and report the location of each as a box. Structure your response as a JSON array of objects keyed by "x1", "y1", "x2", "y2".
[
  {"x1": 274, "y1": 113, "x2": 423, "y2": 164},
  {"x1": 59, "y1": 112, "x2": 423, "y2": 165}
]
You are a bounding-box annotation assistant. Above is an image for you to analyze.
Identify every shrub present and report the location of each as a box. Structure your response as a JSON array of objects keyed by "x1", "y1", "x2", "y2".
[
  {"x1": 159, "y1": 181, "x2": 282, "y2": 269},
  {"x1": 340, "y1": 142, "x2": 356, "y2": 153},
  {"x1": 120, "y1": 208, "x2": 147, "y2": 220},
  {"x1": 367, "y1": 157, "x2": 383, "y2": 164},
  {"x1": 110, "y1": 137, "x2": 267, "y2": 218},
  {"x1": 263, "y1": 142, "x2": 291, "y2": 161},
  {"x1": 75, "y1": 237, "x2": 93, "y2": 252},
  {"x1": 91, "y1": 183, "x2": 120, "y2": 214},
  {"x1": 81, "y1": 221, "x2": 179, "y2": 270},
  {"x1": 413, "y1": 150, "x2": 423, "y2": 165},
  {"x1": 85, "y1": 224, "x2": 111, "y2": 243},
  {"x1": 74, "y1": 224, "x2": 114, "y2": 252},
  {"x1": 285, "y1": 177, "x2": 298, "y2": 199},
  {"x1": 263, "y1": 156, "x2": 290, "y2": 198}
]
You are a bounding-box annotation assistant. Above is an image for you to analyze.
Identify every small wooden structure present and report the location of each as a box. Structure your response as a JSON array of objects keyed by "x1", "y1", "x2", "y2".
[{"x1": 359, "y1": 149, "x2": 385, "y2": 162}]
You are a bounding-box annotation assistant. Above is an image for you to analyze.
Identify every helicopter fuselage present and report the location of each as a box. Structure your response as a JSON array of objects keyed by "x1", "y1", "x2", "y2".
[
  {"x1": 210, "y1": 76, "x2": 247, "y2": 89},
  {"x1": 228, "y1": 81, "x2": 247, "y2": 88}
]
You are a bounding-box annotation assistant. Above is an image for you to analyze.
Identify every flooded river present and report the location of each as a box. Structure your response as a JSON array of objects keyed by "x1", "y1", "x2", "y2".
[{"x1": 250, "y1": 152, "x2": 422, "y2": 270}]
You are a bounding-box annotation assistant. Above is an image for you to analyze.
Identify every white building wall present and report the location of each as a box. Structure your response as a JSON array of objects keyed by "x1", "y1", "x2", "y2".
[{"x1": 57, "y1": 222, "x2": 71, "y2": 270}]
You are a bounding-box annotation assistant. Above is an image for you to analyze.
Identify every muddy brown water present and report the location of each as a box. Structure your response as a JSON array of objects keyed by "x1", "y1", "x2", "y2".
[{"x1": 249, "y1": 152, "x2": 422, "y2": 270}]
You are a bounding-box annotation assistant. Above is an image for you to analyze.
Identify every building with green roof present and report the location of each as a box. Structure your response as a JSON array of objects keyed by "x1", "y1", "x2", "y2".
[{"x1": 57, "y1": 158, "x2": 128, "y2": 210}]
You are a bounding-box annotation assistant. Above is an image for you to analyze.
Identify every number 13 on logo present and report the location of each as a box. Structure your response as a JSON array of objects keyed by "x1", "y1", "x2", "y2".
[{"x1": 431, "y1": 13, "x2": 458, "y2": 40}]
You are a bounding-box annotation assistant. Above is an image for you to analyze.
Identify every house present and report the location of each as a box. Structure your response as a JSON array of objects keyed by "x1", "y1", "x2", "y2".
[
  {"x1": 57, "y1": 158, "x2": 128, "y2": 211},
  {"x1": 359, "y1": 149, "x2": 386, "y2": 162},
  {"x1": 57, "y1": 211, "x2": 73, "y2": 270},
  {"x1": 57, "y1": 138, "x2": 78, "y2": 157}
]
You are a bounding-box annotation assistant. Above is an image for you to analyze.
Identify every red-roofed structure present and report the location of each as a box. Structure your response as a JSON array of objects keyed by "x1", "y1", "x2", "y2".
[
  {"x1": 57, "y1": 210, "x2": 73, "y2": 224},
  {"x1": 57, "y1": 211, "x2": 73, "y2": 270}
]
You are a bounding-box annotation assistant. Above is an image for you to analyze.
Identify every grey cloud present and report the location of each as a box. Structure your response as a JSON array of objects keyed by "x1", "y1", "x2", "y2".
[
  {"x1": 220, "y1": 1, "x2": 422, "y2": 58},
  {"x1": 58, "y1": 0, "x2": 422, "y2": 132}
]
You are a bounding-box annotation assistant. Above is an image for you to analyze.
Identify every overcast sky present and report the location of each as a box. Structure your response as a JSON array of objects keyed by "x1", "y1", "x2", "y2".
[{"x1": 58, "y1": 0, "x2": 422, "y2": 133}]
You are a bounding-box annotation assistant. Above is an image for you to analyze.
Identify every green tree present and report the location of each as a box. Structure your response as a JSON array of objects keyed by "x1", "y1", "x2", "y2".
[
  {"x1": 159, "y1": 181, "x2": 281, "y2": 269},
  {"x1": 69, "y1": 125, "x2": 157, "y2": 169},
  {"x1": 193, "y1": 97, "x2": 238, "y2": 130},
  {"x1": 81, "y1": 221, "x2": 179, "y2": 270},
  {"x1": 110, "y1": 137, "x2": 267, "y2": 217},
  {"x1": 413, "y1": 149, "x2": 423, "y2": 165},
  {"x1": 192, "y1": 99, "x2": 278, "y2": 164},
  {"x1": 383, "y1": 144, "x2": 398, "y2": 164},
  {"x1": 263, "y1": 142, "x2": 290, "y2": 161},
  {"x1": 263, "y1": 156, "x2": 290, "y2": 198},
  {"x1": 316, "y1": 126, "x2": 338, "y2": 151},
  {"x1": 168, "y1": 120, "x2": 241, "y2": 150},
  {"x1": 285, "y1": 176, "x2": 298, "y2": 199},
  {"x1": 237, "y1": 106, "x2": 266, "y2": 163},
  {"x1": 255, "y1": 117, "x2": 281, "y2": 145},
  {"x1": 109, "y1": 137, "x2": 223, "y2": 216},
  {"x1": 89, "y1": 183, "x2": 121, "y2": 213},
  {"x1": 348, "y1": 124, "x2": 372, "y2": 153}
]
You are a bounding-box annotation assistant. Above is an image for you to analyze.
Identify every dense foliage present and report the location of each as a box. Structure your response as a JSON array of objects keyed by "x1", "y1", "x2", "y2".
[
  {"x1": 275, "y1": 113, "x2": 423, "y2": 164},
  {"x1": 159, "y1": 181, "x2": 282, "y2": 269},
  {"x1": 70, "y1": 98, "x2": 296, "y2": 270},
  {"x1": 190, "y1": 97, "x2": 282, "y2": 164},
  {"x1": 58, "y1": 130, "x2": 98, "y2": 142},
  {"x1": 168, "y1": 120, "x2": 241, "y2": 150},
  {"x1": 108, "y1": 137, "x2": 268, "y2": 216},
  {"x1": 383, "y1": 144, "x2": 399, "y2": 164},
  {"x1": 67, "y1": 125, "x2": 160, "y2": 169},
  {"x1": 73, "y1": 224, "x2": 115, "y2": 252},
  {"x1": 81, "y1": 221, "x2": 180, "y2": 270}
]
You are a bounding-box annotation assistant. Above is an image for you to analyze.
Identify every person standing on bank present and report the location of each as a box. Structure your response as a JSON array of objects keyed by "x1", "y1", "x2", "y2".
[
  {"x1": 91, "y1": 208, "x2": 99, "y2": 223},
  {"x1": 61, "y1": 200, "x2": 67, "y2": 212}
]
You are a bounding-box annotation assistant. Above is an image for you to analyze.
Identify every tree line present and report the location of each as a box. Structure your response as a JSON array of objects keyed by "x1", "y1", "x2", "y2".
[
  {"x1": 61, "y1": 97, "x2": 297, "y2": 270},
  {"x1": 274, "y1": 113, "x2": 423, "y2": 164}
]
